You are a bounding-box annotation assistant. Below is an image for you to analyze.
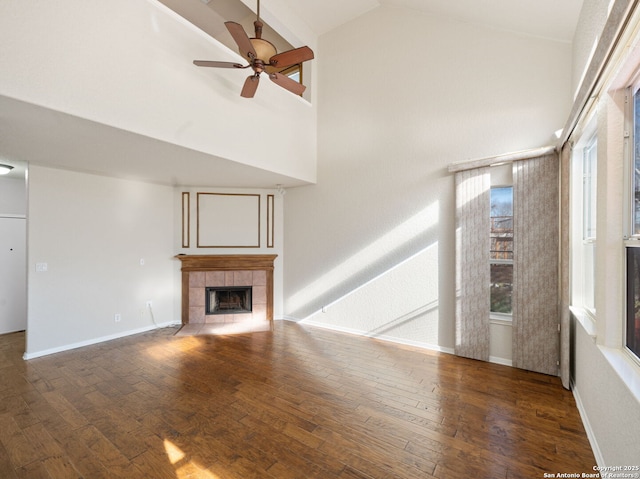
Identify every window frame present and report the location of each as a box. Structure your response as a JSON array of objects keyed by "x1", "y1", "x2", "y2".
[
  {"x1": 583, "y1": 135, "x2": 597, "y2": 242},
  {"x1": 570, "y1": 117, "x2": 598, "y2": 320},
  {"x1": 624, "y1": 81, "x2": 640, "y2": 364}
]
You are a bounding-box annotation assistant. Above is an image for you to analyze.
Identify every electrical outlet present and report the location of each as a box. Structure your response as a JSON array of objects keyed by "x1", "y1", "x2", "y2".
[
  {"x1": 146, "y1": 300, "x2": 152, "y2": 308},
  {"x1": 114, "y1": 313, "x2": 121, "y2": 322}
]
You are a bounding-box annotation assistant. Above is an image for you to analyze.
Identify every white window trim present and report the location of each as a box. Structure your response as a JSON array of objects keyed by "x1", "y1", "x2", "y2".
[{"x1": 570, "y1": 118, "x2": 598, "y2": 320}]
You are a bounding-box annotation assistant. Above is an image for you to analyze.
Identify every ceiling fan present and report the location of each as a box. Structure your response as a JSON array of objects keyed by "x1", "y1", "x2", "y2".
[{"x1": 193, "y1": 0, "x2": 314, "y2": 98}]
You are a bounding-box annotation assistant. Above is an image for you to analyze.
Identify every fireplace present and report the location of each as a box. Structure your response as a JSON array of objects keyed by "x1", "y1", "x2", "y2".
[
  {"x1": 176, "y1": 254, "x2": 277, "y2": 325},
  {"x1": 206, "y1": 286, "x2": 252, "y2": 315}
]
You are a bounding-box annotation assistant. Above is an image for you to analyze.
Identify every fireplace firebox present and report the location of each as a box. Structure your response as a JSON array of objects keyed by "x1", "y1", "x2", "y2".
[{"x1": 206, "y1": 286, "x2": 252, "y2": 315}]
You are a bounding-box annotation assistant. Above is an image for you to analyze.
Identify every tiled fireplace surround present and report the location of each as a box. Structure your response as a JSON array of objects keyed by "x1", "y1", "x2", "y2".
[{"x1": 176, "y1": 255, "x2": 277, "y2": 325}]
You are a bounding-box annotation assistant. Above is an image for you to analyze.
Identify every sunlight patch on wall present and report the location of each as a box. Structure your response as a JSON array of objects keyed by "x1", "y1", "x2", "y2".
[
  {"x1": 287, "y1": 201, "x2": 439, "y2": 314},
  {"x1": 301, "y1": 242, "x2": 440, "y2": 348}
]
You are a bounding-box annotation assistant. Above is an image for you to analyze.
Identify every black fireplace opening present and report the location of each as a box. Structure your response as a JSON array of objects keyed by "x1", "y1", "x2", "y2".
[{"x1": 206, "y1": 286, "x2": 252, "y2": 315}]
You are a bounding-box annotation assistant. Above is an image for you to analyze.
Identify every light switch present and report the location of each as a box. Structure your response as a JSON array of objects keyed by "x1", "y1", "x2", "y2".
[{"x1": 36, "y1": 262, "x2": 48, "y2": 272}]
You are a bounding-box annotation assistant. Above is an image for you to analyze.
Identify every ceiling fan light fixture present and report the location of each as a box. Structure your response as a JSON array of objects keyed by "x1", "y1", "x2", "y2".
[
  {"x1": 192, "y1": 0, "x2": 314, "y2": 98},
  {"x1": 0, "y1": 164, "x2": 14, "y2": 175},
  {"x1": 247, "y1": 38, "x2": 277, "y2": 64}
]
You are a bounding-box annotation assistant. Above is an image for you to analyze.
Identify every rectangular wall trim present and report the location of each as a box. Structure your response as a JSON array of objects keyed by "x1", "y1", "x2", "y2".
[
  {"x1": 182, "y1": 192, "x2": 190, "y2": 248},
  {"x1": 197, "y1": 193, "x2": 261, "y2": 248},
  {"x1": 267, "y1": 194, "x2": 274, "y2": 248}
]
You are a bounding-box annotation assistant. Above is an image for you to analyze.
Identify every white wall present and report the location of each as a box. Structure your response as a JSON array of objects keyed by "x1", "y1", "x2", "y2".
[
  {"x1": 284, "y1": 5, "x2": 572, "y2": 352},
  {"x1": 25, "y1": 166, "x2": 176, "y2": 357},
  {"x1": 571, "y1": 0, "x2": 611, "y2": 97},
  {"x1": 572, "y1": 315, "x2": 640, "y2": 465},
  {"x1": 0, "y1": 176, "x2": 26, "y2": 216}
]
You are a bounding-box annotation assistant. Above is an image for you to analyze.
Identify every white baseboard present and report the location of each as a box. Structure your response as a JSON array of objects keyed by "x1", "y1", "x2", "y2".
[
  {"x1": 283, "y1": 317, "x2": 515, "y2": 366},
  {"x1": 571, "y1": 380, "x2": 605, "y2": 468},
  {"x1": 287, "y1": 317, "x2": 455, "y2": 355},
  {"x1": 23, "y1": 321, "x2": 181, "y2": 360},
  {"x1": 489, "y1": 356, "x2": 513, "y2": 367}
]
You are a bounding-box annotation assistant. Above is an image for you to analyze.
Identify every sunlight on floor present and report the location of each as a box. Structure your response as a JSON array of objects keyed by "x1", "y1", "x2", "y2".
[
  {"x1": 164, "y1": 439, "x2": 186, "y2": 464},
  {"x1": 164, "y1": 439, "x2": 220, "y2": 479},
  {"x1": 145, "y1": 335, "x2": 203, "y2": 358}
]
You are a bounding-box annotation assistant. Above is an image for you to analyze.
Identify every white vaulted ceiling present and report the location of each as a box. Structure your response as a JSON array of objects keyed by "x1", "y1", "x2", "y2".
[
  {"x1": 287, "y1": 0, "x2": 583, "y2": 42},
  {"x1": 0, "y1": 0, "x2": 584, "y2": 188}
]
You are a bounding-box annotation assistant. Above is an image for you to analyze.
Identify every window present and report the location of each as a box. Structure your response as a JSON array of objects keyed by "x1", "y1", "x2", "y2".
[
  {"x1": 281, "y1": 64, "x2": 301, "y2": 84},
  {"x1": 633, "y1": 85, "x2": 640, "y2": 235},
  {"x1": 490, "y1": 186, "x2": 513, "y2": 315},
  {"x1": 626, "y1": 85, "x2": 640, "y2": 360},
  {"x1": 570, "y1": 117, "x2": 597, "y2": 318},
  {"x1": 626, "y1": 249, "x2": 640, "y2": 358}
]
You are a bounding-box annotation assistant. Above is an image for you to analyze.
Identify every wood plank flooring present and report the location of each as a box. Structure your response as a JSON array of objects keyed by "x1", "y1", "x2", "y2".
[{"x1": 0, "y1": 322, "x2": 596, "y2": 478}]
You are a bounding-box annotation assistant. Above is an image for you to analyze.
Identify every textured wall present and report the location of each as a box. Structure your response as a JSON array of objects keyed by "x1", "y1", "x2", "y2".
[
  {"x1": 26, "y1": 166, "x2": 175, "y2": 357},
  {"x1": 0, "y1": 176, "x2": 26, "y2": 216},
  {"x1": 283, "y1": 5, "x2": 572, "y2": 350},
  {"x1": 573, "y1": 318, "x2": 640, "y2": 465},
  {"x1": 571, "y1": 0, "x2": 611, "y2": 96}
]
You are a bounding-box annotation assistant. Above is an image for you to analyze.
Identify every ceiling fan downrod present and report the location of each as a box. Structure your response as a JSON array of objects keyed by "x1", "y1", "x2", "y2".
[{"x1": 254, "y1": 0, "x2": 263, "y2": 39}]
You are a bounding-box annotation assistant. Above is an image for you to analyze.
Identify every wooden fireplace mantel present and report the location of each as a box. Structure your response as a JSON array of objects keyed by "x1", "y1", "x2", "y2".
[
  {"x1": 176, "y1": 254, "x2": 277, "y2": 271},
  {"x1": 175, "y1": 254, "x2": 277, "y2": 325}
]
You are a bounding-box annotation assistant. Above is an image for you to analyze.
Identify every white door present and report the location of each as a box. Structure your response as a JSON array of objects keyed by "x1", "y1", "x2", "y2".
[{"x1": 0, "y1": 217, "x2": 26, "y2": 334}]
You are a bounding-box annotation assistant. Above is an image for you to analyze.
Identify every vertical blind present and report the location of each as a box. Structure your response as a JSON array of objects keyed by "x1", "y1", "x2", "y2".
[
  {"x1": 455, "y1": 153, "x2": 560, "y2": 377},
  {"x1": 512, "y1": 153, "x2": 559, "y2": 375},
  {"x1": 455, "y1": 167, "x2": 491, "y2": 361}
]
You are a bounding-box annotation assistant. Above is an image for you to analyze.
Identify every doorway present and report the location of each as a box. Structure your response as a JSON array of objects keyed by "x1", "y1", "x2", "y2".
[{"x1": 0, "y1": 216, "x2": 26, "y2": 334}]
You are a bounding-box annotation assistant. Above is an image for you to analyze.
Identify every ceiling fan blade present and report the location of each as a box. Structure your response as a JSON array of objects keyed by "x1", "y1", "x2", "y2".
[
  {"x1": 269, "y1": 46, "x2": 314, "y2": 69},
  {"x1": 225, "y1": 21, "x2": 257, "y2": 60},
  {"x1": 269, "y1": 72, "x2": 306, "y2": 96},
  {"x1": 193, "y1": 60, "x2": 245, "y2": 69},
  {"x1": 241, "y1": 75, "x2": 260, "y2": 98}
]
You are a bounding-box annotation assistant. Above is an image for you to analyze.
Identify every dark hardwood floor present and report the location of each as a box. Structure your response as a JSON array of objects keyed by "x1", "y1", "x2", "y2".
[{"x1": 0, "y1": 322, "x2": 596, "y2": 478}]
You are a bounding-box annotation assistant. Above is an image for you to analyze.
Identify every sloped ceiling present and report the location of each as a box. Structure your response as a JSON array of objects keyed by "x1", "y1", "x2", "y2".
[{"x1": 290, "y1": 0, "x2": 583, "y2": 42}]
